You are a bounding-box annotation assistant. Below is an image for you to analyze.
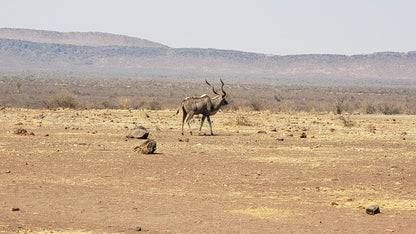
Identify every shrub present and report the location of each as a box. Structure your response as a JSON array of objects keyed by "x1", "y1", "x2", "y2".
[
  {"x1": 335, "y1": 96, "x2": 345, "y2": 114},
  {"x1": 44, "y1": 93, "x2": 79, "y2": 109},
  {"x1": 365, "y1": 103, "x2": 377, "y2": 114},
  {"x1": 148, "y1": 100, "x2": 162, "y2": 110},
  {"x1": 100, "y1": 101, "x2": 114, "y2": 109},
  {"x1": 118, "y1": 97, "x2": 132, "y2": 109},
  {"x1": 380, "y1": 104, "x2": 401, "y2": 115},
  {"x1": 247, "y1": 98, "x2": 263, "y2": 111}
]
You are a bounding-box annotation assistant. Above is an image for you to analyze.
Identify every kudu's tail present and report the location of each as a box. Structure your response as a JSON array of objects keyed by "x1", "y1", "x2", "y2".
[{"x1": 173, "y1": 101, "x2": 183, "y2": 116}]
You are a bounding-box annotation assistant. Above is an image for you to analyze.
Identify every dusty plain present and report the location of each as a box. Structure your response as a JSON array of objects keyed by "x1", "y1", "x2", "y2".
[{"x1": 1, "y1": 108, "x2": 416, "y2": 233}]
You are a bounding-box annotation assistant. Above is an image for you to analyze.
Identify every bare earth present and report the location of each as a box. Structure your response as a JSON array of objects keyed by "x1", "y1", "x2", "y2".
[{"x1": 1, "y1": 108, "x2": 416, "y2": 233}]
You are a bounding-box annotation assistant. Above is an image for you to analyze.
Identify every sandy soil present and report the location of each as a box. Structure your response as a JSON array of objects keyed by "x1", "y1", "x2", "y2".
[{"x1": 1, "y1": 108, "x2": 416, "y2": 233}]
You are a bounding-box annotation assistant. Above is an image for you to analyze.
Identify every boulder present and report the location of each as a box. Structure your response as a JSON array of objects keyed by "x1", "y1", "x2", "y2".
[
  {"x1": 133, "y1": 139, "x2": 157, "y2": 154},
  {"x1": 127, "y1": 125, "x2": 149, "y2": 139}
]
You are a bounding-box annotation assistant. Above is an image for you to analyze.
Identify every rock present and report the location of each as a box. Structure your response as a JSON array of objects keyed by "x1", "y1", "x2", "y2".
[
  {"x1": 366, "y1": 205, "x2": 380, "y2": 215},
  {"x1": 179, "y1": 138, "x2": 189, "y2": 142},
  {"x1": 127, "y1": 125, "x2": 149, "y2": 139},
  {"x1": 276, "y1": 138, "x2": 284, "y2": 141},
  {"x1": 14, "y1": 128, "x2": 34, "y2": 136},
  {"x1": 11, "y1": 207, "x2": 20, "y2": 211},
  {"x1": 257, "y1": 130, "x2": 267, "y2": 134},
  {"x1": 300, "y1": 132, "x2": 307, "y2": 138},
  {"x1": 133, "y1": 139, "x2": 157, "y2": 154},
  {"x1": 14, "y1": 128, "x2": 27, "y2": 135}
]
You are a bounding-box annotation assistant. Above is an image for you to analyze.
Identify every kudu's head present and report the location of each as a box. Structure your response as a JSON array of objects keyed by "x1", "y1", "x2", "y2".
[{"x1": 205, "y1": 79, "x2": 228, "y2": 106}]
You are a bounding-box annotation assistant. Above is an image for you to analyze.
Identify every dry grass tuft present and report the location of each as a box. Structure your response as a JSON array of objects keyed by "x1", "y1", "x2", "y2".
[
  {"x1": 339, "y1": 115, "x2": 355, "y2": 127},
  {"x1": 118, "y1": 97, "x2": 132, "y2": 109},
  {"x1": 227, "y1": 113, "x2": 252, "y2": 126}
]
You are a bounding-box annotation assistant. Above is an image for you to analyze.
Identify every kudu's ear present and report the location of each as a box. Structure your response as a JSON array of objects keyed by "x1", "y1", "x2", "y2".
[{"x1": 206, "y1": 80, "x2": 219, "y2": 95}]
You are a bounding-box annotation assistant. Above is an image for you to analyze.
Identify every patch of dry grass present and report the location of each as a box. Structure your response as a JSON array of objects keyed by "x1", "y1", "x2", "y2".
[
  {"x1": 318, "y1": 186, "x2": 416, "y2": 211},
  {"x1": 226, "y1": 113, "x2": 252, "y2": 126},
  {"x1": 229, "y1": 207, "x2": 295, "y2": 220}
]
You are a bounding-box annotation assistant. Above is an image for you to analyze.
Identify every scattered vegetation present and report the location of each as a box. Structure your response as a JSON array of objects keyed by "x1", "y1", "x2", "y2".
[{"x1": 1, "y1": 73, "x2": 416, "y2": 114}]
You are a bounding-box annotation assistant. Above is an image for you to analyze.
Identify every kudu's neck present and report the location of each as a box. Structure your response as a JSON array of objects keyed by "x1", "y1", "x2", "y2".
[{"x1": 211, "y1": 95, "x2": 224, "y2": 110}]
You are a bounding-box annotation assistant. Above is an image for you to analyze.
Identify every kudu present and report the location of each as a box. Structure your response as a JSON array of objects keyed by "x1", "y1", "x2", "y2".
[{"x1": 176, "y1": 79, "x2": 228, "y2": 135}]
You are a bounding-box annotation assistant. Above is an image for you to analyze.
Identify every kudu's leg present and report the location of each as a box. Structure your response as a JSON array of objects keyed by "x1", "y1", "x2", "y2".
[
  {"x1": 185, "y1": 111, "x2": 194, "y2": 135},
  {"x1": 207, "y1": 116, "x2": 214, "y2": 135},
  {"x1": 199, "y1": 115, "x2": 206, "y2": 134},
  {"x1": 181, "y1": 111, "x2": 187, "y2": 135}
]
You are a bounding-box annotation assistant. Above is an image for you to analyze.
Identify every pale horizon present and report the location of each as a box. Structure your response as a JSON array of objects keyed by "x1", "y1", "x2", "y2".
[{"x1": 1, "y1": 0, "x2": 415, "y2": 56}]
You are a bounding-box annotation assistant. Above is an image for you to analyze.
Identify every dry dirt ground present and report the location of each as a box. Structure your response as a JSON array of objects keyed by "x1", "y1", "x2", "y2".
[{"x1": 1, "y1": 108, "x2": 416, "y2": 233}]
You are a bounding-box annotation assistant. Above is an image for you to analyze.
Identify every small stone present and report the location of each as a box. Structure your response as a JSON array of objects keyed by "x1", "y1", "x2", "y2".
[
  {"x1": 257, "y1": 130, "x2": 267, "y2": 134},
  {"x1": 276, "y1": 138, "x2": 284, "y2": 141},
  {"x1": 11, "y1": 208, "x2": 20, "y2": 211},
  {"x1": 330, "y1": 201, "x2": 338, "y2": 206},
  {"x1": 300, "y1": 132, "x2": 307, "y2": 138},
  {"x1": 366, "y1": 205, "x2": 380, "y2": 215}
]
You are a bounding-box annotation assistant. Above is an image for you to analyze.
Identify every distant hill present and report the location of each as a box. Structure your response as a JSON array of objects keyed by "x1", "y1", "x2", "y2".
[
  {"x1": 0, "y1": 28, "x2": 168, "y2": 48},
  {"x1": 1, "y1": 28, "x2": 416, "y2": 83}
]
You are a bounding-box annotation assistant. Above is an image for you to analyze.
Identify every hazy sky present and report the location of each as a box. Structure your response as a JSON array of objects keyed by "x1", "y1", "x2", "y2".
[{"x1": 1, "y1": 0, "x2": 415, "y2": 55}]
